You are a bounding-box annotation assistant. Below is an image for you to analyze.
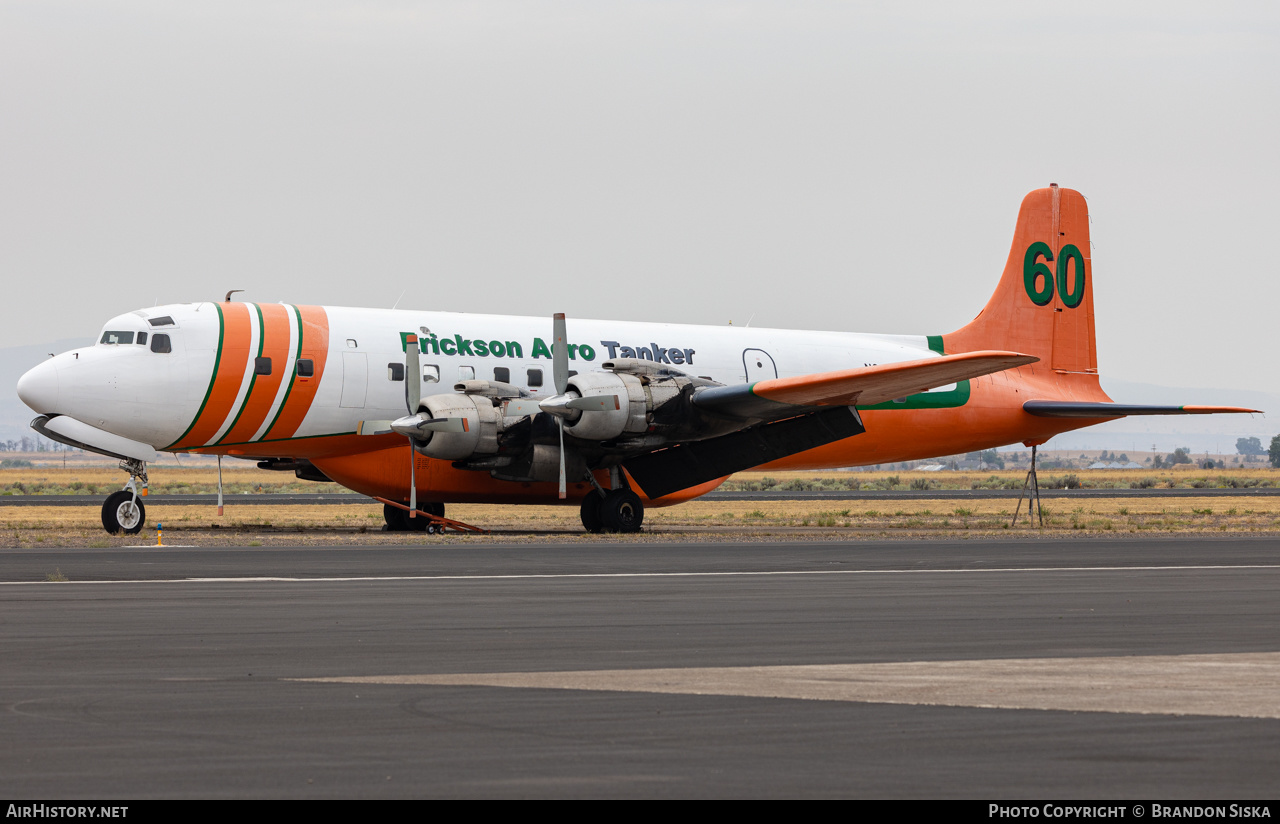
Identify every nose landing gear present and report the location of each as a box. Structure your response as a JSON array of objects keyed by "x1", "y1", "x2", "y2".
[{"x1": 102, "y1": 459, "x2": 148, "y2": 535}]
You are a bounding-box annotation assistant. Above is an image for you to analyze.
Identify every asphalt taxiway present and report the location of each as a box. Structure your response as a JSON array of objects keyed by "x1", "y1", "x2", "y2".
[{"x1": 3, "y1": 537, "x2": 1278, "y2": 798}]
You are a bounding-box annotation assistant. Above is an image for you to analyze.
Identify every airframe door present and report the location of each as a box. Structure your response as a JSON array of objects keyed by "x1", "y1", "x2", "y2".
[{"x1": 743, "y1": 349, "x2": 777, "y2": 383}]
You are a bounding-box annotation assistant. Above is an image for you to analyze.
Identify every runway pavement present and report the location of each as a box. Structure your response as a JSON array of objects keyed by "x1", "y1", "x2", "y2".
[{"x1": 2, "y1": 537, "x2": 1278, "y2": 798}]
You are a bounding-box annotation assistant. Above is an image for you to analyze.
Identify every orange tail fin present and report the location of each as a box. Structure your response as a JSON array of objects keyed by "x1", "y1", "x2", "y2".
[{"x1": 943, "y1": 185, "x2": 1097, "y2": 375}]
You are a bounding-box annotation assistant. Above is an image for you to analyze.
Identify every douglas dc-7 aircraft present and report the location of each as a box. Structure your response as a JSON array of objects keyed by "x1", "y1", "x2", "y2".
[{"x1": 16, "y1": 185, "x2": 1260, "y2": 534}]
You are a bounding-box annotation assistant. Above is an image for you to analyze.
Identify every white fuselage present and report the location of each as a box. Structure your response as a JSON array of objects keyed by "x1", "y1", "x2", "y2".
[{"x1": 18, "y1": 302, "x2": 944, "y2": 454}]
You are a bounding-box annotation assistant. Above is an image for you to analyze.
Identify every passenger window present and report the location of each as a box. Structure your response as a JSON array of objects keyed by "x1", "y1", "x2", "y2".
[
  {"x1": 346, "y1": 339, "x2": 358, "y2": 348},
  {"x1": 422, "y1": 364, "x2": 440, "y2": 383},
  {"x1": 150, "y1": 334, "x2": 172, "y2": 354},
  {"x1": 387, "y1": 363, "x2": 405, "y2": 381},
  {"x1": 296, "y1": 359, "x2": 315, "y2": 378},
  {"x1": 137, "y1": 332, "x2": 148, "y2": 346},
  {"x1": 101, "y1": 331, "x2": 135, "y2": 345},
  {"x1": 527, "y1": 368, "x2": 543, "y2": 388},
  {"x1": 254, "y1": 357, "x2": 272, "y2": 376},
  {"x1": 493, "y1": 366, "x2": 510, "y2": 383},
  {"x1": 458, "y1": 366, "x2": 475, "y2": 381}
]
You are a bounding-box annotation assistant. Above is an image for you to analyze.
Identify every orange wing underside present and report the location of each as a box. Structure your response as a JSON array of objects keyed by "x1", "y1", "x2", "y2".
[{"x1": 751, "y1": 351, "x2": 1038, "y2": 407}]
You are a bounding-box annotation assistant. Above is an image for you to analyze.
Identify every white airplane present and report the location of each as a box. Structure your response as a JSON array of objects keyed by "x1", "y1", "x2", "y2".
[{"x1": 16, "y1": 185, "x2": 1259, "y2": 535}]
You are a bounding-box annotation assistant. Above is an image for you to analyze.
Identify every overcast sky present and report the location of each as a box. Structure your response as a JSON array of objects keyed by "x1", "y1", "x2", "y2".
[{"x1": 2, "y1": 1, "x2": 1276, "y2": 395}]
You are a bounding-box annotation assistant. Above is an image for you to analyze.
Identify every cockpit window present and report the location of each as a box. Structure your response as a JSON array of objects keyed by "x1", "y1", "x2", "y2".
[
  {"x1": 147, "y1": 316, "x2": 175, "y2": 327},
  {"x1": 137, "y1": 332, "x2": 148, "y2": 346},
  {"x1": 100, "y1": 331, "x2": 135, "y2": 345},
  {"x1": 150, "y1": 333, "x2": 172, "y2": 354}
]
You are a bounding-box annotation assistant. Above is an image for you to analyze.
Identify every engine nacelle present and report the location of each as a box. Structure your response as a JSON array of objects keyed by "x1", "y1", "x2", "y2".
[
  {"x1": 415, "y1": 393, "x2": 502, "y2": 460},
  {"x1": 561, "y1": 371, "x2": 649, "y2": 441}
]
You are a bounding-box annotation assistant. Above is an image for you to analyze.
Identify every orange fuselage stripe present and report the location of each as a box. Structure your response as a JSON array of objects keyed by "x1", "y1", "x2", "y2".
[
  {"x1": 217, "y1": 304, "x2": 293, "y2": 445},
  {"x1": 170, "y1": 302, "x2": 253, "y2": 450},
  {"x1": 263, "y1": 305, "x2": 330, "y2": 440}
]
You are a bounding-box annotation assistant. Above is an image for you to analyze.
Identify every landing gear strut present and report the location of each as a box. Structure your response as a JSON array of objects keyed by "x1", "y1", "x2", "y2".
[
  {"x1": 579, "y1": 468, "x2": 644, "y2": 534},
  {"x1": 102, "y1": 459, "x2": 148, "y2": 535},
  {"x1": 1012, "y1": 445, "x2": 1044, "y2": 528}
]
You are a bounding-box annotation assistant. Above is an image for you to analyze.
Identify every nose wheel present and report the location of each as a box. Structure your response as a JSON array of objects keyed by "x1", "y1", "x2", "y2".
[
  {"x1": 101, "y1": 459, "x2": 149, "y2": 535},
  {"x1": 102, "y1": 490, "x2": 146, "y2": 534}
]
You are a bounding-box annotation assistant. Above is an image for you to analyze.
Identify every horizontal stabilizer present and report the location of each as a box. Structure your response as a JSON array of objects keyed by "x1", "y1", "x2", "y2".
[
  {"x1": 1024, "y1": 401, "x2": 1262, "y2": 418},
  {"x1": 693, "y1": 350, "x2": 1037, "y2": 420}
]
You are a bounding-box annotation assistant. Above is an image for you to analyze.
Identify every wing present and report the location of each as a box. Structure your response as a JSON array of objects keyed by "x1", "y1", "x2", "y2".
[
  {"x1": 622, "y1": 351, "x2": 1037, "y2": 499},
  {"x1": 1024, "y1": 401, "x2": 1262, "y2": 418},
  {"x1": 691, "y1": 350, "x2": 1039, "y2": 420}
]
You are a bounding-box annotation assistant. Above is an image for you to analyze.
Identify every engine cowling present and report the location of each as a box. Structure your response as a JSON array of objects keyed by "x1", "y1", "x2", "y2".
[
  {"x1": 414, "y1": 393, "x2": 501, "y2": 460},
  {"x1": 560, "y1": 371, "x2": 649, "y2": 441}
]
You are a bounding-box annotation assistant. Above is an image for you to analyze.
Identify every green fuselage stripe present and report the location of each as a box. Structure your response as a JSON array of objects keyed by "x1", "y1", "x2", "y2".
[
  {"x1": 163, "y1": 303, "x2": 225, "y2": 450},
  {"x1": 213, "y1": 304, "x2": 264, "y2": 446},
  {"x1": 858, "y1": 334, "x2": 970, "y2": 410},
  {"x1": 172, "y1": 431, "x2": 358, "y2": 451}
]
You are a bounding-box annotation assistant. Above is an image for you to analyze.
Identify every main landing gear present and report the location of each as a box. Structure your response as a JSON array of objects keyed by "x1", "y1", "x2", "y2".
[
  {"x1": 102, "y1": 459, "x2": 148, "y2": 535},
  {"x1": 383, "y1": 502, "x2": 446, "y2": 534},
  {"x1": 579, "y1": 469, "x2": 644, "y2": 534}
]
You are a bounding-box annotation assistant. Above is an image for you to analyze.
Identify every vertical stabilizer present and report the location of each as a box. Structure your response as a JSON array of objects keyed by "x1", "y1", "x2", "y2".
[{"x1": 944, "y1": 185, "x2": 1097, "y2": 374}]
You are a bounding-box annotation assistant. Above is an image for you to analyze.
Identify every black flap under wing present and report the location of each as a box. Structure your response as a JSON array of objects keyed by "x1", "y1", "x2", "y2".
[{"x1": 623, "y1": 406, "x2": 866, "y2": 500}]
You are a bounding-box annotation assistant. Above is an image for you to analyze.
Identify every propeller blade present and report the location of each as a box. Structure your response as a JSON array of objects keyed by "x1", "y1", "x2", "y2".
[
  {"x1": 409, "y1": 446, "x2": 417, "y2": 517},
  {"x1": 552, "y1": 313, "x2": 569, "y2": 395},
  {"x1": 558, "y1": 419, "x2": 567, "y2": 500},
  {"x1": 565, "y1": 394, "x2": 620, "y2": 412},
  {"x1": 405, "y1": 333, "x2": 421, "y2": 414},
  {"x1": 502, "y1": 399, "x2": 541, "y2": 418}
]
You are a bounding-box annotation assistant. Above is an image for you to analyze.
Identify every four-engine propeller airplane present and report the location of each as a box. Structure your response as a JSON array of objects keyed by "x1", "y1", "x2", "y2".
[{"x1": 16, "y1": 185, "x2": 1261, "y2": 534}]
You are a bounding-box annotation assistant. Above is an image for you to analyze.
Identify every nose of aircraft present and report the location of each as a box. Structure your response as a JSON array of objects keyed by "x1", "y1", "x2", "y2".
[{"x1": 16, "y1": 359, "x2": 59, "y2": 414}]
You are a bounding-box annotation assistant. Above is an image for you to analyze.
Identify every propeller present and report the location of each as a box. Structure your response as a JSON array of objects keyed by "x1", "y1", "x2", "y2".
[
  {"x1": 402, "y1": 332, "x2": 421, "y2": 517},
  {"x1": 501, "y1": 314, "x2": 620, "y2": 499}
]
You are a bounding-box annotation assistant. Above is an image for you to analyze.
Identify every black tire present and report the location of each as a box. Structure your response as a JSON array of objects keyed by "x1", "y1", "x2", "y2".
[
  {"x1": 383, "y1": 503, "x2": 410, "y2": 532},
  {"x1": 600, "y1": 489, "x2": 643, "y2": 533},
  {"x1": 580, "y1": 493, "x2": 605, "y2": 533},
  {"x1": 423, "y1": 502, "x2": 445, "y2": 519},
  {"x1": 102, "y1": 490, "x2": 146, "y2": 535}
]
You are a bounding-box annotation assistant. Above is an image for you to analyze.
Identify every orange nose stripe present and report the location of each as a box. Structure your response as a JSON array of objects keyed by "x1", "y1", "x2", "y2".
[
  {"x1": 216, "y1": 303, "x2": 293, "y2": 445},
  {"x1": 168, "y1": 302, "x2": 253, "y2": 450}
]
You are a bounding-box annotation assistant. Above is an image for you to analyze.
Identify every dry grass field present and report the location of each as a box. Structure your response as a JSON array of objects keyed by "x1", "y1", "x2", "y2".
[
  {"x1": 1, "y1": 461, "x2": 1277, "y2": 548},
  {"x1": 3, "y1": 495, "x2": 1278, "y2": 549},
  {"x1": 2, "y1": 463, "x2": 1275, "y2": 497}
]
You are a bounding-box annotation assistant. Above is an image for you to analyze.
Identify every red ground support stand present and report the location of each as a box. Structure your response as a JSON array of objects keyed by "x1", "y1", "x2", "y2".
[{"x1": 374, "y1": 497, "x2": 488, "y2": 534}]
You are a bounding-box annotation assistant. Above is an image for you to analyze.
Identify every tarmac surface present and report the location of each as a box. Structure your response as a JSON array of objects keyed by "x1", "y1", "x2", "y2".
[{"x1": 2, "y1": 536, "x2": 1278, "y2": 798}]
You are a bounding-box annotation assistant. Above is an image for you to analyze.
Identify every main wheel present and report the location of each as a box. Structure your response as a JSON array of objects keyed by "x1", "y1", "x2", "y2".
[
  {"x1": 102, "y1": 491, "x2": 146, "y2": 535},
  {"x1": 383, "y1": 503, "x2": 410, "y2": 532},
  {"x1": 580, "y1": 493, "x2": 605, "y2": 533},
  {"x1": 600, "y1": 489, "x2": 643, "y2": 533}
]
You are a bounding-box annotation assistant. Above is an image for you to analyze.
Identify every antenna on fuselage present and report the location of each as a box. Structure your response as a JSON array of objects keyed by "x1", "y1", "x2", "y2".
[
  {"x1": 225, "y1": 290, "x2": 243, "y2": 302},
  {"x1": 392, "y1": 289, "x2": 407, "y2": 310}
]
